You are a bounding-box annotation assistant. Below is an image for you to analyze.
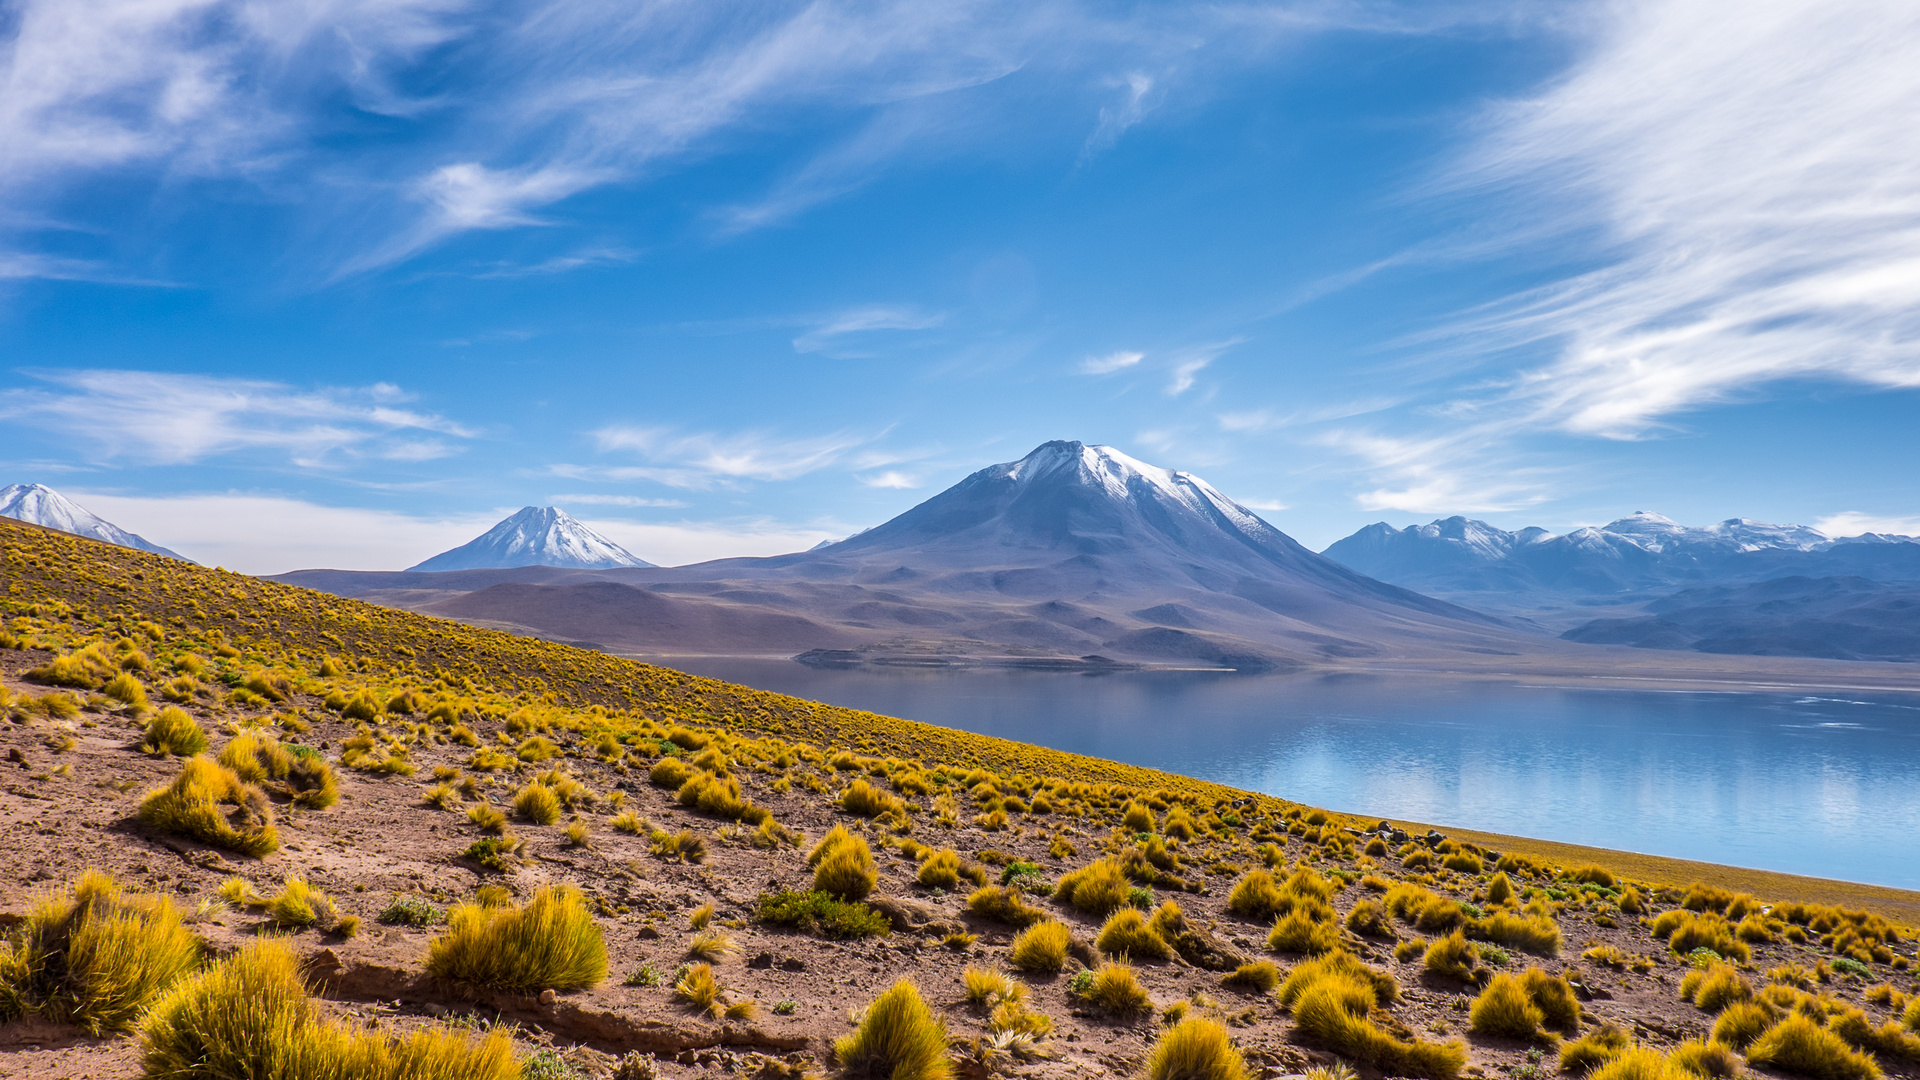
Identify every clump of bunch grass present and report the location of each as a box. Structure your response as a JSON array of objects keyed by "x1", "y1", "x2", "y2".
[
  {"x1": 685, "y1": 929, "x2": 737, "y2": 962},
  {"x1": 1709, "y1": 1001, "x2": 1777, "y2": 1051},
  {"x1": 1423, "y1": 930, "x2": 1479, "y2": 981},
  {"x1": 138, "y1": 757, "x2": 280, "y2": 856},
  {"x1": 1145, "y1": 1016, "x2": 1248, "y2": 1080},
  {"x1": 424, "y1": 884, "x2": 606, "y2": 993},
  {"x1": 1475, "y1": 910, "x2": 1563, "y2": 956},
  {"x1": 963, "y1": 966, "x2": 1025, "y2": 1010},
  {"x1": 1277, "y1": 951, "x2": 1400, "y2": 1010},
  {"x1": 1650, "y1": 911, "x2": 1751, "y2": 964},
  {"x1": 1668, "y1": 1040, "x2": 1743, "y2": 1080},
  {"x1": 1560, "y1": 1025, "x2": 1632, "y2": 1074},
  {"x1": 835, "y1": 979, "x2": 951, "y2": 1080},
  {"x1": 1268, "y1": 909, "x2": 1342, "y2": 955},
  {"x1": 1009, "y1": 921, "x2": 1072, "y2": 975},
  {"x1": 1077, "y1": 962, "x2": 1152, "y2": 1016},
  {"x1": 968, "y1": 885, "x2": 1047, "y2": 927},
  {"x1": 809, "y1": 825, "x2": 878, "y2": 900},
  {"x1": 1096, "y1": 908, "x2": 1172, "y2": 961},
  {"x1": 267, "y1": 877, "x2": 339, "y2": 930},
  {"x1": 1745, "y1": 1016, "x2": 1883, "y2": 1080},
  {"x1": 1052, "y1": 858, "x2": 1133, "y2": 917},
  {"x1": 1589, "y1": 1046, "x2": 1677, "y2": 1080},
  {"x1": 1221, "y1": 961, "x2": 1281, "y2": 994},
  {"x1": 1470, "y1": 973, "x2": 1548, "y2": 1040},
  {"x1": 139, "y1": 706, "x2": 208, "y2": 757},
  {"x1": 918, "y1": 848, "x2": 968, "y2": 889},
  {"x1": 1290, "y1": 960, "x2": 1467, "y2": 1080},
  {"x1": 1680, "y1": 964, "x2": 1752, "y2": 1012},
  {"x1": 0, "y1": 870, "x2": 201, "y2": 1034},
  {"x1": 1468, "y1": 968, "x2": 1579, "y2": 1042},
  {"x1": 514, "y1": 780, "x2": 563, "y2": 825},
  {"x1": 140, "y1": 938, "x2": 516, "y2": 1080},
  {"x1": 673, "y1": 962, "x2": 725, "y2": 1017}
]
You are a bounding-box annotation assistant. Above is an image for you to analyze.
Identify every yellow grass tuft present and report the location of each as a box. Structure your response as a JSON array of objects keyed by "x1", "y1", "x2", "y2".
[
  {"x1": 0, "y1": 870, "x2": 201, "y2": 1035},
  {"x1": 139, "y1": 706, "x2": 209, "y2": 757},
  {"x1": 1291, "y1": 963, "x2": 1466, "y2": 1080},
  {"x1": 1053, "y1": 858, "x2": 1132, "y2": 917},
  {"x1": 138, "y1": 757, "x2": 279, "y2": 856},
  {"x1": 1095, "y1": 908, "x2": 1172, "y2": 961},
  {"x1": 812, "y1": 829, "x2": 878, "y2": 900},
  {"x1": 424, "y1": 884, "x2": 606, "y2": 993},
  {"x1": 1008, "y1": 920, "x2": 1072, "y2": 975},
  {"x1": 1745, "y1": 1016, "x2": 1883, "y2": 1080},
  {"x1": 1221, "y1": 961, "x2": 1281, "y2": 994},
  {"x1": 1081, "y1": 962, "x2": 1152, "y2": 1016},
  {"x1": 1470, "y1": 973, "x2": 1547, "y2": 1040},
  {"x1": 139, "y1": 938, "x2": 515, "y2": 1080},
  {"x1": 1560, "y1": 1025, "x2": 1631, "y2": 1075},
  {"x1": 1145, "y1": 1016, "x2": 1248, "y2": 1080},
  {"x1": 513, "y1": 780, "x2": 562, "y2": 825},
  {"x1": 1423, "y1": 930, "x2": 1478, "y2": 981},
  {"x1": 835, "y1": 979, "x2": 951, "y2": 1080}
]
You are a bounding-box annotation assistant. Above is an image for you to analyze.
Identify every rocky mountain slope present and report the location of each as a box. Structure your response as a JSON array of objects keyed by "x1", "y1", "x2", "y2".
[
  {"x1": 1322, "y1": 514, "x2": 1920, "y2": 660},
  {"x1": 286, "y1": 442, "x2": 1537, "y2": 671}
]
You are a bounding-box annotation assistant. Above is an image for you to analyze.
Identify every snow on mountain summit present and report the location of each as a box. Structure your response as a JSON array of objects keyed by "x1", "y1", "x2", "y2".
[
  {"x1": 0, "y1": 484, "x2": 185, "y2": 560},
  {"x1": 408, "y1": 507, "x2": 655, "y2": 572}
]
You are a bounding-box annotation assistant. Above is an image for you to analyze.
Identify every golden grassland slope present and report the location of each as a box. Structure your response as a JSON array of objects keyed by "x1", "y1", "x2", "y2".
[{"x1": 1, "y1": 516, "x2": 1919, "y2": 1080}]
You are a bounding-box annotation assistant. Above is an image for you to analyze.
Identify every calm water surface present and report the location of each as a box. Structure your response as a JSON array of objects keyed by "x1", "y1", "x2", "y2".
[{"x1": 668, "y1": 659, "x2": 1920, "y2": 889}]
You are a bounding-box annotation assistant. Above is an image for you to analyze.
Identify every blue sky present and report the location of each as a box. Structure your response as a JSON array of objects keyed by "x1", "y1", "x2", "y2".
[{"x1": 2, "y1": 0, "x2": 1917, "y2": 573}]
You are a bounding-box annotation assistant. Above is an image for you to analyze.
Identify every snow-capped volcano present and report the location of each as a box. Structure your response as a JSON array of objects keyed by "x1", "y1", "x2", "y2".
[
  {"x1": 0, "y1": 484, "x2": 185, "y2": 560},
  {"x1": 409, "y1": 507, "x2": 654, "y2": 571}
]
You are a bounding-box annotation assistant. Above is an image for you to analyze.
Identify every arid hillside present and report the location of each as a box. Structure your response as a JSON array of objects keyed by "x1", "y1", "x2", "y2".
[{"x1": 3, "y1": 516, "x2": 1919, "y2": 1080}]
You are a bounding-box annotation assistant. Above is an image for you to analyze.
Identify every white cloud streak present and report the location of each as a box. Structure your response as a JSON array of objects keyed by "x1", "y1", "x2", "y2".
[
  {"x1": 1080, "y1": 350, "x2": 1143, "y2": 375},
  {"x1": 790, "y1": 305, "x2": 946, "y2": 356},
  {"x1": 580, "y1": 426, "x2": 882, "y2": 487},
  {"x1": 1447, "y1": 0, "x2": 1920, "y2": 439},
  {"x1": 0, "y1": 369, "x2": 474, "y2": 467},
  {"x1": 0, "y1": 0, "x2": 1516, "y2": 276},
  {"x1": 1813, "y1": 512, "x2": 1920, "y2": 540}
]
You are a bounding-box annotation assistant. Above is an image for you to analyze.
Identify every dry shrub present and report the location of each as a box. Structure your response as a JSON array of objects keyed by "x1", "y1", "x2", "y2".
[
  {"x1": 1009, "y1": 921, "x2": 1072, "y2": 975},
  {"x1": 424, "y1": 884, "x2": 606, "y2": 993},
  {"x1": 140, "y1": 938, "x2": 515, "y2": 1080},
  {"x1": 0, "y1": 870, "x2": 201, "y2": 1034},
  {"x1": 139, "y1": 757, "x2": 280, "y2": 856},
  {"x1": 835, "y1": 979, "x2": 951, "y2": 1080},
  {"x1": 1146, "y1": 1016, "x2": 1248, "y2": 1080},
  {"x1": 139, "y1": 707, "x2": 209, "y2": 757}
]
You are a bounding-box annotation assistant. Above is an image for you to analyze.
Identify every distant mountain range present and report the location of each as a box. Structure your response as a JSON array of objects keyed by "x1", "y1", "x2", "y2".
[
  {"x1": 1321, "y1": 512, "x2": 1920, "y2": 660},
  {"x1": 410, "y1": 506, "x2": 653, "y2": 571},
  {"x1": 0, "y1": 484, "x2": 186, "y2": 560},
  {"x1": 281, "y1": 441, "x2": 1532, "y2": 671}
]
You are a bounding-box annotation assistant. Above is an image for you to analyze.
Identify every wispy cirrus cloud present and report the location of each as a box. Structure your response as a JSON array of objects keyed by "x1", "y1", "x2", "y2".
[
  {"x1": 569, "y1": 425, "x2": 885, "y2": 488},
  {"x1": 0, "y1": 0, "x2": 1526, "y2": 278},
  {"x1": 791, "y1": 305, "x2": 946, "y2": 356},
  {"x1": 0, "y1": 369, "x2": 475, "y2": 468},
  {"x1": 1080, "y1": 350, "x2": 1143, "y2": 375},
  {"x1": 1441, "y1": 0, "x2": 1920, "y2": 439},
  {"x1": 1166, "y1": 338, "x2": 1244, "y2": 396}
]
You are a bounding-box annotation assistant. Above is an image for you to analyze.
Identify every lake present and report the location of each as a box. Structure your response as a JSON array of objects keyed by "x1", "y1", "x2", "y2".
[{"x1": 667, "y1": 659, "x2": 1920, "y2": 889}]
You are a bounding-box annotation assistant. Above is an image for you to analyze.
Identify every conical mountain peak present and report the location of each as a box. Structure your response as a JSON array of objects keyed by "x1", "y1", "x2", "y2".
[
  {"x1": 0, "y1": 483, "x2": 185, "y2": 560},
  {"x1": 409, "y1": 506, "x2": 655, "y2": 572}
]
